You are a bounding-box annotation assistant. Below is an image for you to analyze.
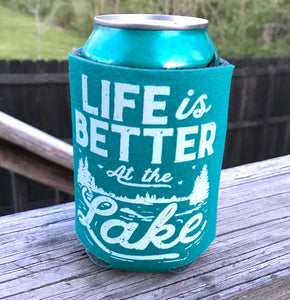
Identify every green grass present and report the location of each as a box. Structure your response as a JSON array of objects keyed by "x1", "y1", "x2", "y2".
[{"x1": 0, "y1": 4, "x2": 86, "y2": 60}]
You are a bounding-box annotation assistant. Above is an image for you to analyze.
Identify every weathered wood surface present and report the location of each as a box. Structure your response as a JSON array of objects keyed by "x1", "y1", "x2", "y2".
[
  {"x1": 0, "y1": 155, "x2": 289, "y2": 299},
  {"x1": 0, "y1": 111, "x2": 74, "y2": 195}
]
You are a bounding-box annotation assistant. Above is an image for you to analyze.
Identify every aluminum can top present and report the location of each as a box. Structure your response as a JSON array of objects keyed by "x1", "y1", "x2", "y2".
[
  {"x1": 93, "y1": 14, "x2": 209, "y2": 30},
  {"x1": 81, "y1": 14, "x2": 219, "y2": 69}
]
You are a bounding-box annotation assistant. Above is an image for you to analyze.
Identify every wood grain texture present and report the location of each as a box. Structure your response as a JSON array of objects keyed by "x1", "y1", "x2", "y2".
[{"x1": 0, "y1": 155, "x2": 289, "y2": 299}]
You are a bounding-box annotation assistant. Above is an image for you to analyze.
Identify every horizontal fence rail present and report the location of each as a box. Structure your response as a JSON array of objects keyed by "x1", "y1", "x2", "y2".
[{"x1": 0, "y1": 57, "x2": 289, "y2": 215}]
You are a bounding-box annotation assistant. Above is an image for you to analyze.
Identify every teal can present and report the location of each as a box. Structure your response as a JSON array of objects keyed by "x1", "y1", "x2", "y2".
[
  {"x1": 69, "y1": 14, "x2": 234, "y2": 272},
  {"x1": 81, "y1": 14, "x2": 219, "y2": 68}
]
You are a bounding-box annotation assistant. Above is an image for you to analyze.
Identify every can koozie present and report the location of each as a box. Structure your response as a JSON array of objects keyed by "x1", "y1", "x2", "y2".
[{"x1": 69, "y1": 50, "x2": 234, "y2": 272}]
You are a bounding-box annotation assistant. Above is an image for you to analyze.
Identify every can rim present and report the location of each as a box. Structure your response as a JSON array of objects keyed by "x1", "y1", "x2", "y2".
[{"x1": 94, "y1": 14, "x2": 208, "y2": 30}]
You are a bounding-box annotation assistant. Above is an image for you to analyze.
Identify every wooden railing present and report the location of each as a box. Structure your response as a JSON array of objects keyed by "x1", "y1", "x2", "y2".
[{"x1": 0, "y1": 111, "x2": 74, "y2": 195}]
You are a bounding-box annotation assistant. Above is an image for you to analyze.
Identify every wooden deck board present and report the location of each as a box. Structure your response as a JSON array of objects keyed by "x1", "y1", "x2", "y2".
[{"x1": 0, "y1": 155, "x2": 289, "y2": 299}]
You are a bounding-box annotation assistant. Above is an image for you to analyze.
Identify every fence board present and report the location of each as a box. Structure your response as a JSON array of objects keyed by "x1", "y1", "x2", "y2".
[
  {"x1": 0, "y1": 73, "x2": 69, "y2": 84},
  {"x1": 10, "y1": 173, "x2": 28, "y2": 213}
]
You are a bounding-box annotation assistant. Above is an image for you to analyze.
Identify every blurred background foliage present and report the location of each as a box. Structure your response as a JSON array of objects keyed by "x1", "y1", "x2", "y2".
[{"x1": 0, "y1": 0, "x2": 289, "y2": 60}]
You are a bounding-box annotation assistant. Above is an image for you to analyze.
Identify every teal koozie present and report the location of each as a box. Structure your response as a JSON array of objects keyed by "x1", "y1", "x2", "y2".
[{"x1": 69, "y1": 50, "x2": 234, "y2": 272}]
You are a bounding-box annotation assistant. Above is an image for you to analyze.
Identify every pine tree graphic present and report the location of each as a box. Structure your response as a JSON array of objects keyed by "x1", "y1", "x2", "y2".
[
  {"x1": 77, "y1": 157, "x2": 96, "y2": 194},
  {"x1": 189, "y1": 164, "x2": 209, "y2": 206}
]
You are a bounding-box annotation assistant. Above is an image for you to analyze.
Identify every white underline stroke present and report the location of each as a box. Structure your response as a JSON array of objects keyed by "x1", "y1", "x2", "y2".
[{"x1": 86, "y1": 225, "x2": 179, "y2": 261}]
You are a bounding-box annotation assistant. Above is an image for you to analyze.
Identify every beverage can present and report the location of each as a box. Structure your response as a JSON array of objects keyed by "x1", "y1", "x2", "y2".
[
  {"x1": 81, "y1": 14, "x2": 219, "y2": 69},
  {"x1": 69, "y1": 14, "x2": 234, "y2": 272}
]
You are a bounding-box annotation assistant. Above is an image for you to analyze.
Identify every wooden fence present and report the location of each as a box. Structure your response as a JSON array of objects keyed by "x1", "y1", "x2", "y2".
[{"x1": 0, "y1": 57, "x2": 289, "y2": 215}]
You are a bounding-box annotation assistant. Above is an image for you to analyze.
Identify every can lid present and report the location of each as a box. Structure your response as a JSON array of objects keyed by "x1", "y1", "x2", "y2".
[{"x1": 94, "y1": 14, "x2": 208, "y2": 30}]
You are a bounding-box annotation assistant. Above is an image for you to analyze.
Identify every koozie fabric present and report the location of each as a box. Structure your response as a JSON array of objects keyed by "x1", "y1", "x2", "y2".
[{"x1": 69, "y1": 50, "x2": 234, "y2": 272}]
